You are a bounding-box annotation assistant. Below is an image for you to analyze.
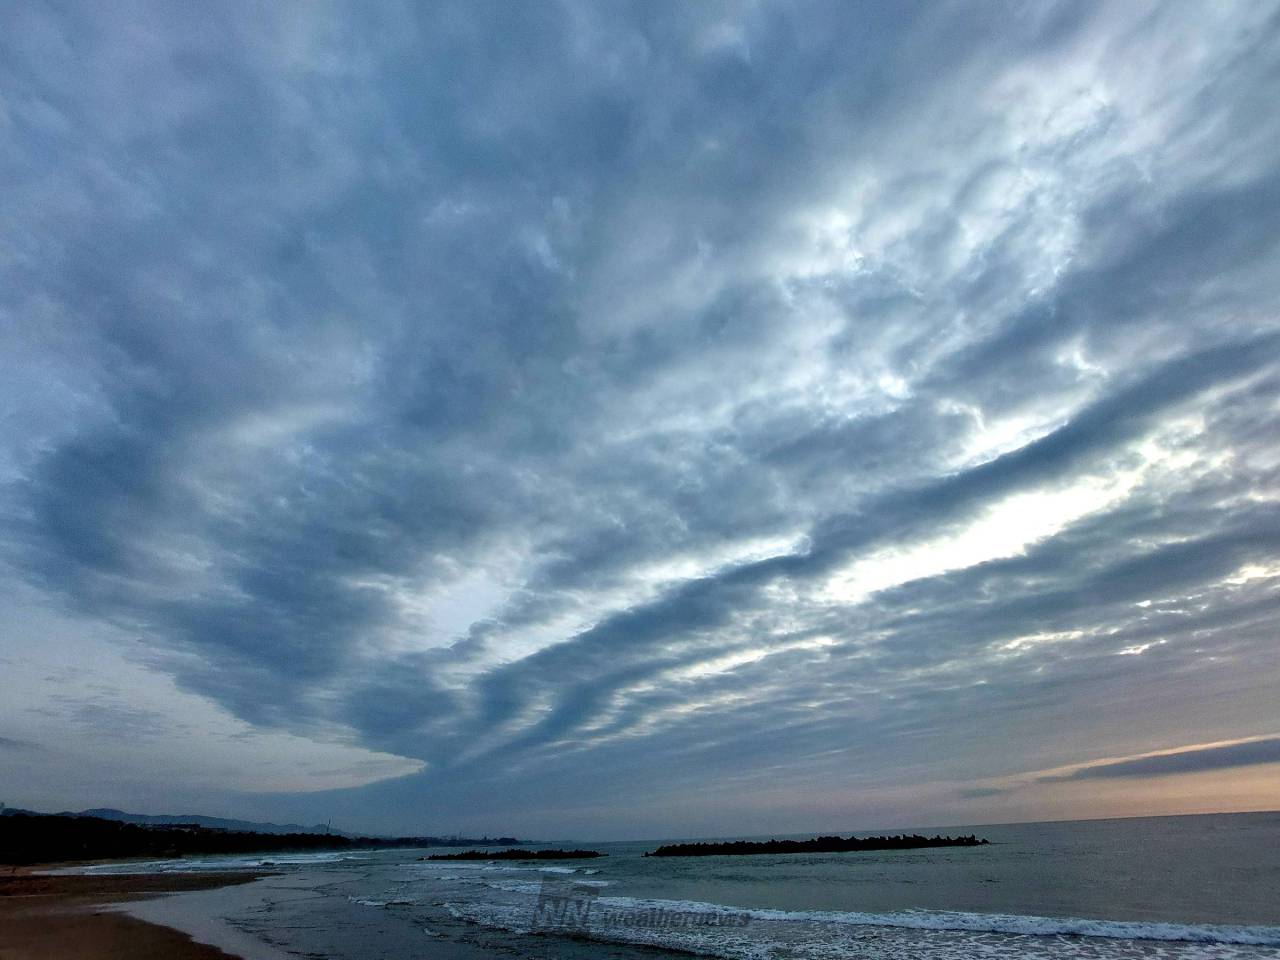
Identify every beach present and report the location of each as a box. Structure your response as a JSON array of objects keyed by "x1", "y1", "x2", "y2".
[
  {"x1": 4, "y1": 813, "x2": 1278, "y2": 960},
  {"x1": 0, "y1": 869, "x2": 265, "y2": 960},
  {"x1": 5, "y1": 5, "x2": 1277, "y2": 960}
]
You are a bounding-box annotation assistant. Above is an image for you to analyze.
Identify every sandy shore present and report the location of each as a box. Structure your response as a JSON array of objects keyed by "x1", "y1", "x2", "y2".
[{"x1": 0, "y1": 869, "x2": 268, "y2": 960}]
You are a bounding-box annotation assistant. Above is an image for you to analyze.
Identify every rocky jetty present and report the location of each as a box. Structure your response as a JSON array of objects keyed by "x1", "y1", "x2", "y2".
[{"x1": 645, "y1": 833, "x2": 989, "y2": 857}]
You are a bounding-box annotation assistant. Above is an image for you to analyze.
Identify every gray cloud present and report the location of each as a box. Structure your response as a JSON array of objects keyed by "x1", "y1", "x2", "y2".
[
  {"x1": 956, "y1": 787, "x2": 1008, "y2": 800},
  {"x1": 2, "y1": 0, "x2": 1279, "y2": 834},
  {"x1": 1044, "y1": 739, "x2": 1280, "y2": 782}
]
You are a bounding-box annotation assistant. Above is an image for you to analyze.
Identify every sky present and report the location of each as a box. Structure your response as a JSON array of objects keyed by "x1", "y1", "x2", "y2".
[{"x1": 1, "y1": 1, "x2": 1278, "y2": 840}]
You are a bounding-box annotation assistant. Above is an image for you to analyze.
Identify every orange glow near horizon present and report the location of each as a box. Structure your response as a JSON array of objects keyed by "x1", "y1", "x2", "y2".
[{"x1": 981, "y1": 763, "x2": 1280, "y2": 826}]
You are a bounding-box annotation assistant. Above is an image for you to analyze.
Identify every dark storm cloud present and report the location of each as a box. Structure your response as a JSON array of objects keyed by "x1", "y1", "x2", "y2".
[{"x1": 2, "y1": 0, "x2": 1279, "y2": 830}]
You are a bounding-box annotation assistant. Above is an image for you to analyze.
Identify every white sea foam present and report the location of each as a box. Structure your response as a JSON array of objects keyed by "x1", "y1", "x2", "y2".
[
  {"x1": 583, "y1": 895, "x2": 1280, "y2": 947},
  {"x1": 447, "y1": 895, "x2": 1280, "y2": 960},
  {"x1": 349, "y1": 896, "x2": 417, "y2": 907},
  {"x1": 482, "y1": 879, "x2": 543, "y2": 894},
  {"x1": 482, "y1": 876, "x2": 612, "y2": 892},
  {"x1": 48, "y1": 851, "x2": 368, "y2": 874},
  {"x1": 414, "y1": 860, "x2": 583, "y2": 875}
]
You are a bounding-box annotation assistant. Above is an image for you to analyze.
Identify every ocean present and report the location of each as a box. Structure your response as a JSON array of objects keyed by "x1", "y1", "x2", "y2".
[{"x1": 80, "y1": 811, "x2": 1280, "y2": 959}]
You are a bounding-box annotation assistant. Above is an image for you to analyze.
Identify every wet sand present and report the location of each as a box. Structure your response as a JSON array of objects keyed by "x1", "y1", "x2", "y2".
[{"x1": 0, "y1": 869, "x2": 267, "y2": 960}]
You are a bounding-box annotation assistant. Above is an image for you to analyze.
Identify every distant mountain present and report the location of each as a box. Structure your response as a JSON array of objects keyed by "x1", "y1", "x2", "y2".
[
  {"x1": 2, "y1": 811, "x2": 391, "y2": 865},
  {"x1": 0, "y1": 804, "x2": 525, "y2": 847},
  {"x1": 0, "y1": 807, "x2": 351, "y2": 837},
  {"x1": 74, "y1": 808, "x2": 353, "y2": 836}
]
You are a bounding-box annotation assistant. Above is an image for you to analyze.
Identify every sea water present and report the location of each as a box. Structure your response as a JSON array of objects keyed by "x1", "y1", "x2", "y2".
[{"x1": 88, "y1": 811, "x2": 1280, "y2": 959}]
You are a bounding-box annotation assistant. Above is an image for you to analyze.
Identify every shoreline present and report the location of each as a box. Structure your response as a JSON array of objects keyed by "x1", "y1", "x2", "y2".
[{"x1": 0, "y1": 868, "x2": 271, "y2": 960}]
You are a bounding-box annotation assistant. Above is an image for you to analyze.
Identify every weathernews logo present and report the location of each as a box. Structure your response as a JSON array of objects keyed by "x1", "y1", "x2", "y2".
[{"x1": 531, "y1": 877, "x2": 750, "y2": 932}]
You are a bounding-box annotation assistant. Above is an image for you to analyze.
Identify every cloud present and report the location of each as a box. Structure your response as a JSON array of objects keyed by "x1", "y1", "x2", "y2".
[
  {"x1": 1043, "y1": 738, "x2": 1280, "y2": 782},
  {"x1": 955, "y1": 787, "x2": 1008, "y2": 800},
  {"x1": 1, "y1": 0, "x2": 1278, "y2": 833}
]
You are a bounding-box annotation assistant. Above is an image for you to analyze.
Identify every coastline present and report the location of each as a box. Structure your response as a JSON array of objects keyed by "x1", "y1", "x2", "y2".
[
  {"x1": 0, "y1": 868, "x2": 271, "y2": 960},
  {"x1": 0, "y1": 861, "x2": 541, "y2": 960},
  {"x1": 4, "y1": 814, "x2": 1277, "y2": 960}
]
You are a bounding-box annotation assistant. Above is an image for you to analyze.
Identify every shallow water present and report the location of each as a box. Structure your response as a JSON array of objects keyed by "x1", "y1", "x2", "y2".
[{"x1": 93, "y1": 812, "x2": 1280, "y2": 960}]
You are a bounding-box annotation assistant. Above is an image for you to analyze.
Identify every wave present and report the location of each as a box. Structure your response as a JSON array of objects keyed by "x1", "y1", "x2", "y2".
[
  {"x1": 482, "y1": 879, "x2": 543, "y2": 894},
  {"x1": 419, "y1": 860, "x2": 587, "y2": 876},
  {"x1": 51, "y1": 851, "x2": 370, "y2": 874},
  {"x1": 481, "y1": 877, "x2": 613, "y2": 894},
  {"x1": 587, "y1": 895, "x2": 1280, "y2": 947}
]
